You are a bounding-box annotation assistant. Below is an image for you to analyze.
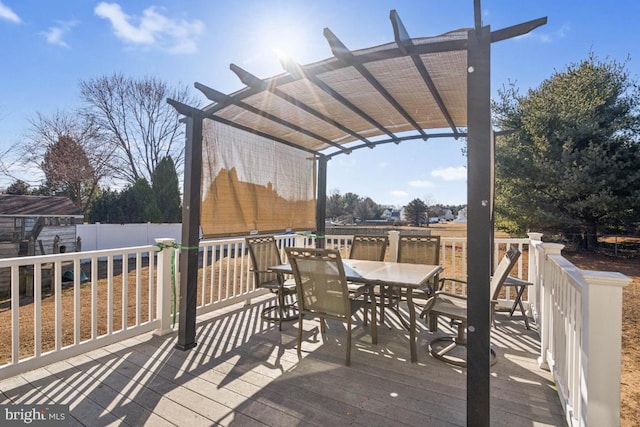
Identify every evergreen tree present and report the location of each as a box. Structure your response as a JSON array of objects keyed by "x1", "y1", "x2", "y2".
[
  {"x1": 89, "y1": 179, "x2": 162, "y2": 224},
  {"x1": 493, "y1": 55, "x2": 640, "y2": 247},
  {"x1": 152, "y1": 156, "x2": 182, "y2": 223},
  {"x1": 5, "y1": 179, "x2": 32, "y2": 195},
  {"x1": 326, "y1": 189, "x2": 345, "y2": 219},
  {"x1": 123, "y1": 179, "x2": 162, "y2": 223},
  {"x1": 404, "y1": 198, "x2": 428, "y2": 226},
  {"x1": 89, "y1": 188, "x2": 123, "y2": 223}
]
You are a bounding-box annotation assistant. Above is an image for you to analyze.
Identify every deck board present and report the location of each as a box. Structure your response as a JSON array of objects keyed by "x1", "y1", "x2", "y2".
[{"x1": 0, "y1": 294, "x2": 566, "y2": 426}]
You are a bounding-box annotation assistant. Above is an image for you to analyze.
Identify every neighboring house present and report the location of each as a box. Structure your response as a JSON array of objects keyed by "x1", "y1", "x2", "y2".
[
  {"x1": 381, "y1": 207, "x2": 402, "y2": 222},
  {"x1": 443, "y1": 209, "x2": 454, "y2": 221}
]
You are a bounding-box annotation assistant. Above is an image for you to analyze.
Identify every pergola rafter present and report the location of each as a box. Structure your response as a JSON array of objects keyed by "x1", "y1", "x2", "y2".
[
  {"x1": 230, "y1": 63, "x2": 362, "y2": 153},
  {"x1": 323, "y1": 27, "x2": 428, "y2": 141},
  {"x1": 390, "y1": 10, "x2": 459, "y2": 137}
]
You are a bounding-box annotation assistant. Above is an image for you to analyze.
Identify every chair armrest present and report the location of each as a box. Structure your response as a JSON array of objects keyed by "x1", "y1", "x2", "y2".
[
  {"x1": 348, "y1": 283, "x2": 371, "y2": 299},
  {"x1": 437, "y1": 277, "x2": 467, "y2": 287},
  {"x1": 250, "y1": 268, "x2": 272, "y2": 274},
  {"x1": 433, "y1": 291, "x2": 468, "y2": 301}
]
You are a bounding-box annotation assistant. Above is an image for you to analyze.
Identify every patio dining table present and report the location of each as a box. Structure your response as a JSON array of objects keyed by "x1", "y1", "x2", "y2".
[{"x1": 272, "y1": 258, "x2": 443, "y2": 362}]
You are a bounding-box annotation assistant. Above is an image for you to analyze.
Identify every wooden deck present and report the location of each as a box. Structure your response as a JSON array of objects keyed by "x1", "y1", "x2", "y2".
[{"x1": 0, "y1": 294, "x2": 566, "y2": 426}]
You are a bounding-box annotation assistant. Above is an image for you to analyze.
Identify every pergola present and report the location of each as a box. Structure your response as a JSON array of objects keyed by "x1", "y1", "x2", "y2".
[{"x1": 168, "y1": 1, "x2": 546, "y2": 424}]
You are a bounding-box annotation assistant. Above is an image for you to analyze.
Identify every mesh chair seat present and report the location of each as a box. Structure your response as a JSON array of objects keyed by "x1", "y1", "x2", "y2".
[
  {"x1": 421, "y1": 245, "x2": 521, "y2": 367},
  {"x1": 286, "y1": 247, "x2": 377, "y2": 366}
]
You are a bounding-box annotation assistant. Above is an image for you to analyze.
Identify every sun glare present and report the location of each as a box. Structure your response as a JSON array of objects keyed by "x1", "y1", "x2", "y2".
[
  {"x1": 244, "y1": 8, "x2": 319, "y2": 74},
  {"x1": 261, "y1": 23, "x2": 307, "y2": 61}
]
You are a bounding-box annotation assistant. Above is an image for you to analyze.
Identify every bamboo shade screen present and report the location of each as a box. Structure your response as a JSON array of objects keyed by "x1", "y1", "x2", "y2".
[{"x1": 200, "y1": 119, "x2": 316, "y2": 237}]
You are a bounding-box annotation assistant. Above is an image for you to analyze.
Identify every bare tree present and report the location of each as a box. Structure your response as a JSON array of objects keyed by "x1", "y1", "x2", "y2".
[
  {"x1": 23, "y1": 110, "x2": 113, "y2": 215},
  {"x1": 79, "y1": 73, "x2": 196, "y2": 184}
]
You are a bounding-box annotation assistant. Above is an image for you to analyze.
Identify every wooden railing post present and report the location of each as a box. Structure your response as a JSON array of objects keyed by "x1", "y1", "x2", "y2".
[
  {"x1": 580, "y1": 270, "x2": 631, "y2": 426},
  {"x1": 155, "y1": 238, "x2": 176, "y2": 336}
]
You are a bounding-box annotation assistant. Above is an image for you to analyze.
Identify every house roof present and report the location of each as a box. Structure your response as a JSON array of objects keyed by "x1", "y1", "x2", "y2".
[{"x1": 0, "y1": 195, "x2": 84, "y2": 218}]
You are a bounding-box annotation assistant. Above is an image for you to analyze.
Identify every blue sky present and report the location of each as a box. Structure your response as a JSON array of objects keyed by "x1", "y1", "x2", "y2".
[{"x1": 1, "y1": 1, "x2": 638, "y2": 206}]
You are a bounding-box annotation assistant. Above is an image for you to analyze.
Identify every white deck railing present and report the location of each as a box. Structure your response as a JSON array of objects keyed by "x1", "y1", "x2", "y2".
[
  {"x1": 0, "y1": 244, "x2": 161, "y2": 380},
  {"x1": 528, "y1": 235, "x2": 631, "y2": 427},
  {"x1": 0, "y1": 231, "x2": 631, "y2": 427}
]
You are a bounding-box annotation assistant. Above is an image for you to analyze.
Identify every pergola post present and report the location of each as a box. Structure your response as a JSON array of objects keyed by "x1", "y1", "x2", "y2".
[
  {"x1": 466, "y1": 22, "x2": 493, "y2": 427},
  {"x1": 315, "y1": 155, "x2": 328, "y2": 249},
  {"x1": 175, "y1": 112, "x2": 203, "y2": 351}
]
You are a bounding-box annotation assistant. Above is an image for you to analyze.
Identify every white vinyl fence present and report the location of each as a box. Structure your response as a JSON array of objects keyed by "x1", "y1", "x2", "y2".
[{"x1": 77, "y1": 223, "x2": 182, "y2": 251}]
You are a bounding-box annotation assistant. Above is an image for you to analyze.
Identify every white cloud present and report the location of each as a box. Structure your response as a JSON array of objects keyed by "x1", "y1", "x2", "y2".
[
  {"x1": 390, "y1": 190, "x2": 410, "y2": 198},
  {"x1": 0, "y1": 1, "x2": 20, "y2": 23},
  {"x1": 408, "y1": 179, "x2": 435, "y2": 188},
  {"x1": 94, "y1": 2, "x2": 203, "y2": 54},
  {"x1": 431, "y1": 166, "x2": 467, "y2": 181},
  {"x1": 516, "y1": 24, "x2": 569, "y2": 45},
  {"x1": 42, "y1": 21, "x2": 77, "y2": 48},
  {"x1": 557, "y1": 24, "x2": 570, "y2": 39}
]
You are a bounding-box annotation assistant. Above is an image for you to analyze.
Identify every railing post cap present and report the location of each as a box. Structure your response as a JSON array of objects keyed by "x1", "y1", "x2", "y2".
[
  {"x1": 541, "y1": 242, "x2": 565, "y2": 253},
  {"x1": 155, "y1": 238, "x2": 176, "y2": 244},
  {"x1": 581, "y1": 270, "x2": 632, "y2": 288},
  {"x1": 527, "y1": 232, "x2": 543, "y2": 241}
]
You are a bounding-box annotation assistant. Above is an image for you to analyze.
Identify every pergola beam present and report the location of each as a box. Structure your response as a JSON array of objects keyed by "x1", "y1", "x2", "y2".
[
  {"x1": 491, "y1": 17, "x2": 547, "y2": 43},
  {"x1": 195, "y1": 82, "x2": 345, "y2": 151}
]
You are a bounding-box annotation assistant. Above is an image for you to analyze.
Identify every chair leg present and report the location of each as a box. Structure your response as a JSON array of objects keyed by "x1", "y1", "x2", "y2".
[
  {"x1": 278, "y1": 290, "x2": 285, "y2": 331},
  {"x1": 369, "y1": 286, "x2": 378, "y2": 345},
  {"x1": 297, "y1": 315, "x2": 303, "y2": 358},
  {"x1": 380, "y1": 287, "x2": 386, "y2": 324},
  {"x1": 428, "y1": 313, "x2": 438, "y2": 332},
  {"x1": 363, "y1": 292, "x2": 369, "y2": 326},
  {"x1": 346, "y1": 322, "x2": 352, "y2": 366}
]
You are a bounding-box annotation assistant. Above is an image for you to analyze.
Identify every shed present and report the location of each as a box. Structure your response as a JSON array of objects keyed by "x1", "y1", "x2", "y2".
[{"x1": 0, "y1": 194, "x2": 84, "y2": 257}]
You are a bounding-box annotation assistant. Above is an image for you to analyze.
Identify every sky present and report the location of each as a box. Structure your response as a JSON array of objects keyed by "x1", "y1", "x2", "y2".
[{"x1": 1, "y1": 1, "x2": 638, "y2": 207}]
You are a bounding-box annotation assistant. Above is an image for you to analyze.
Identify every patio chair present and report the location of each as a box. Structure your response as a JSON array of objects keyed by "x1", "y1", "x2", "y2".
[
  {"x1": 245, "y1": 235, "x2": 297, "y2": 331},
  {"x1": 420, "y1": 245, "x2": 521, "y2": 367},
  {"x1": 380, "y1": 235, "x2": 441, "y2": 324},
  {"x1": 397, "y1": 234, "x2": 441, "y2": 294},
  {"x1": 285, "y1": 247, "x2": 377, "y2": 366},
  {"x1": 349, "y1": 234, "x2": 388, "y2": 261},
  {"x1": 349, "y1": 234, "x2": 388, "y2": 324}
]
